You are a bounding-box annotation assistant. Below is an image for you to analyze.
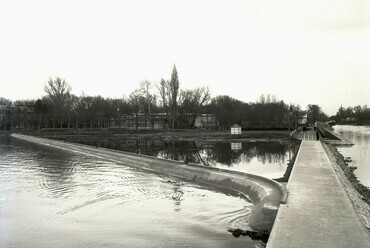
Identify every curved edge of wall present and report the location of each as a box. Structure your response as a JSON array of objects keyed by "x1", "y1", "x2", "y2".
[{"x1": 11, "y1": 133, "x2": 287, "y2": 232}]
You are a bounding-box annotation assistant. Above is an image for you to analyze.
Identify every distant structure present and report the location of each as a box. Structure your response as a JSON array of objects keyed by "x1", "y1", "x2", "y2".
[
  {"x1": 109, "y1": 113, "x2": 218, "y2": 130},
  {"x1": 298, "y1": 114, "x2": 308, "y2": 127},
  {"x1": 231, "y1": 124, "x2": 242, "y2": 135},
  {"x1": 194, "y1": 114, "x2": 217, "y2": 129}
]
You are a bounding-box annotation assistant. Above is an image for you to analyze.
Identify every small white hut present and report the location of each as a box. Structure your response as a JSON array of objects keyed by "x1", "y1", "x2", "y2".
[{"x1": 231, "y1": 124, "x2": 242, "y2": 135}]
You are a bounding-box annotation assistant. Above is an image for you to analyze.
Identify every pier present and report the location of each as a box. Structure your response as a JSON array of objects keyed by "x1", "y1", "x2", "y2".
[{"x1": 267, "y1": 131, "x2": 370, "y2": 247}]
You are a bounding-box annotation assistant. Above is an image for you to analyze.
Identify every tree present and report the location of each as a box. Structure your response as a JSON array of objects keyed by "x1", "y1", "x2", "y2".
[
  {"x1": 207, "y1": 95, "x2": 244, "y2": 128},
  {"x1": 44, "y1": 77, "x2": 72, "y2": 128},
  {"x1": 168, "y1": 65, "x2": 180, "y2": 128},
  {"x1": 0, "y1": 97, "x2": 12, "y2": 130},
  {"x1": 179, "y1": 87, "x2": 211, "y2": 112},
  {"x1": 156, "y1": 78, "x2": 168, "y2": 112},
  {"x1": 34, "y1": 97, "x2": 50, "y2": 129},
  {"x1": 139, "y1": 80, "x2": 156, "y2": 115},
  {"x1": 76, "y1": 94, "x2": 93, "y2": 128},
  {"x1": 178, "y1": 86, "x2": 211, "y2": 127},
  {"x1": 129, "y1": 89, "x2": 145, "y2": 129},
  {"x1": 307, "y1": 104, "x2": 321, "y2": 124}
]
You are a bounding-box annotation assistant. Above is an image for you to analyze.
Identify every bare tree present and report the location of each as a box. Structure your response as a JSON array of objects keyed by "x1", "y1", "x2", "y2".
[
  {"x1": 139, "y1": 80, "x2": 156, "y2": 114},
  {"x1": 168, "y1": 65, "x2": 180, "y2": 128},
  {"x1": 129, "y1": 89, "x2": 145, "y2": 129},
  {"x1": 44, "y1": 77, "x2": 72, "y2": 128},
  {"x1": 156, "y1": 78, "x2": 168, "y2": 112}
]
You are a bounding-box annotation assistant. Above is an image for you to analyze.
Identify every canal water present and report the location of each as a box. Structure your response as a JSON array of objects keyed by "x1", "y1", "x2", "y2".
[
  {"x1": 60, "y1": 136, "x2": 297, "y2": 180},
  {"x1": 333, "y1": 125, "x2": 370, "y2": 188},
  {"x1": 0, "y1": 135, "x2": 267, "y2": 248}
]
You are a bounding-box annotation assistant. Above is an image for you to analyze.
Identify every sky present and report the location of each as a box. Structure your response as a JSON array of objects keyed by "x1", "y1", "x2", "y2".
[{"x1": 0, "y1": 0, "x2": 369, "y2": 115}]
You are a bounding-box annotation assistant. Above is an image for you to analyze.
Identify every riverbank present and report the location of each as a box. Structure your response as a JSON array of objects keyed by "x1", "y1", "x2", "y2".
[
  {"x1": 20, "y1": 128, "x2": 292, "y2": 143},
  {"x1": 322, "y1": 142, "x2": 370, "y2": 229}
]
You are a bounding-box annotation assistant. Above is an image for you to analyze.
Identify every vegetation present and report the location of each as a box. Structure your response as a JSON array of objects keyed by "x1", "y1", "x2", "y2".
[
  {"x1": 307, "y1": 104, "x2": 329, "y2": 124},
  {"x1": 0, "y1": 65, "x2": 325, "y2": 131},
  {"x1": 331, "y1": 105, "x2": 370, "y2": 125}
]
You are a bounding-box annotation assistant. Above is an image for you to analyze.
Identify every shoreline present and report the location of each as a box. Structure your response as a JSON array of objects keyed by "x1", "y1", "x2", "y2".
[
  {"x1": 17, "y1": 128, "x2": 293, "y2": 143},
  {"x1": 322, "y1": 142, "x2": 370, "y2": 229}
]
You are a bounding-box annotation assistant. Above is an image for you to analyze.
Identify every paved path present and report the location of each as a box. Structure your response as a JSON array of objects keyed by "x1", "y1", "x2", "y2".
[
  {"x1": 267, "y1": 140, "x2": 370, "y2": 248},
  {"x1": 293, "y1": 129, "x2": 317, "y2": 141}
]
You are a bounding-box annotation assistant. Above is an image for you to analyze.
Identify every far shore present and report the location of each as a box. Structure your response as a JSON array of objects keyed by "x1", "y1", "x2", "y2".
[{"x1": 14, "y1": 128, "x2": 295, "y2": 144}]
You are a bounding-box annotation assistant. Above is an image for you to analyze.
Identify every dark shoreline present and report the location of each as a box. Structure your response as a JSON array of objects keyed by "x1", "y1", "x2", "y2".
[
  {"x1": 16, "y1": 128, "x2": 292, "y2": 142},
  {"x1": 274, "y1": 143, "x2": 301, "y2": 183}
]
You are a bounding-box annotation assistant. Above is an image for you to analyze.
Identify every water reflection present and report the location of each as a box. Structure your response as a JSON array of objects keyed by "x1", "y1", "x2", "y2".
[
  {"x1": 54, "y1": 135, "x2": 297, "y2": 179},
  {"x1": 231, "y1": 142, "x2": 242, "y2": 151},
  {"x1": 0, "y1": 136, "x2": 261, "y2": 248}
]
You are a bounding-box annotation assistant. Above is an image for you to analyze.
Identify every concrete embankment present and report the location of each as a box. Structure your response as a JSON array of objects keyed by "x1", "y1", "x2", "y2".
[
  {"x1": 11, "y1": 133, "x2": 286, "y2": 232},
  {"x1": 267, "y1": 140, "x2": 370, "y2": 248},
  {"x1": 315, "y1": 123, "x2": 353, "y2": 146}
]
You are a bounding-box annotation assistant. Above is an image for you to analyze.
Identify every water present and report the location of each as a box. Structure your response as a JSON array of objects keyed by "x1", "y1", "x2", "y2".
[
  {"x1": 0, "y1": 135, "x2": 266, "y2": 248},
  {"x1": 334, "y1": 125, "x2": 370, "y2": 188},
  {"x1": 59, "y1": 136, "x2": 296, "y2": 180}
]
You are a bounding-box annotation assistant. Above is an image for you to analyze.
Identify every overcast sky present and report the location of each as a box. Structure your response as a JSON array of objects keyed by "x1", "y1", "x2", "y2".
[{"x1": 1, "y1": 0, "x2": 369, "y2": 115}]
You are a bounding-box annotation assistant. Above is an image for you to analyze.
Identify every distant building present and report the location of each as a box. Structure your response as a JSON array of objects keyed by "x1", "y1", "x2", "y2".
[
  {"x1": 109, "y1": 113, "x2": 217, "y2": 130},
  {"x1": 109, "y1": 113, "x2": 169, "y2": 130},
  {"x1": 194, "y1": 114, "x2": 217, "y2": 129},
  {"x1": 298, "y1": 114, "x2": 308, "y2": 126},
  {"x1": 231, "y1": 124, "x2": 242, "y2": 135},
  {"x1": 345, "y1": 117, "x2": 356, "y2": 123},
  {"x1": 13, "y1": 101, "x2": 35, "y2": 130}
]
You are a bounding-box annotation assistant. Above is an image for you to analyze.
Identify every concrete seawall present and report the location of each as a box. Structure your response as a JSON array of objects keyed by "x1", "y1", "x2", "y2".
[
  {"x1": 315, "y1": 123, "x2": 353, "y2": 145},
  {"x1": 11, "y1": 133, "x2": 286, "y2": 232}
]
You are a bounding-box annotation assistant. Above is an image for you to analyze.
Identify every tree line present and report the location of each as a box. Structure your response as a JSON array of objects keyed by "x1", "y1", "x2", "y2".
[
  {"x1": 1, "y1": 65, "x2": 318, "y2": 131},
  {"x1": 331, "y1": 105, "x2": 370, "y2": 124}
]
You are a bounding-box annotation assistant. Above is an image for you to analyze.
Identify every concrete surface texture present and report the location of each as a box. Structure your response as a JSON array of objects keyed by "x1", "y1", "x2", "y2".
[
  {"x1": 11, "y1": 133, "x2": 285, "y2": 232},
  {"x1": 293, "y1": 129, "x2": 318, "y2": 141},
  {"x1": 294, "y1": 128, "x2": 353, "y2": 146},
  {"x1": 267, "y1": 140, "x2": 370, "y2": 248}
]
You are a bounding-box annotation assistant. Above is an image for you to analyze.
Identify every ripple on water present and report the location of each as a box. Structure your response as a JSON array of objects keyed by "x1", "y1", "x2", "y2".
[{"x1": 0, "y1": 137, "x2": 263, "y2": 248}]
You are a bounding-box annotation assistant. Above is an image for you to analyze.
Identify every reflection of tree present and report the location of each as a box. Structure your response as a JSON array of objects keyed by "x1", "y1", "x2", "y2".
[
  {"x1": 14, "y1": 139, "x2": 77, "y2": 197},
  {"x1": 206, "y1": 143, "x2": 242, "y2": 166},
  {"x1": 159, "y1": 141, "x2": 201, "y2": 164},
  {"x1": 205, "y1": 142, "x2": 289, "y2": 167},
  {"x1": 58, "y1": 135, "x2": 293, "y2": 169},
  {"x1": 170, "y1": 183, "x2": 184, "y2": 212},
  {"x1": 251, "y1": 142, "x2": 288, "y2": 164}
]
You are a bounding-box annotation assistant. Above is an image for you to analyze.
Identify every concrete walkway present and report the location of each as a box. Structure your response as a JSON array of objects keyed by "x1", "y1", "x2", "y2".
[
  {"x1": 293, "y1": 129, "x2": 317, "y2": 141},
  {"x1": 267, "y1": 140, "x2": 370, "y2": 248}
]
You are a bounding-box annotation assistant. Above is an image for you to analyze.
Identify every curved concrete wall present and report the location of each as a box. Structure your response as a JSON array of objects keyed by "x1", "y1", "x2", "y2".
[{"x1": 11, "y1": 133, "x2": 286, "y2": 232}]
